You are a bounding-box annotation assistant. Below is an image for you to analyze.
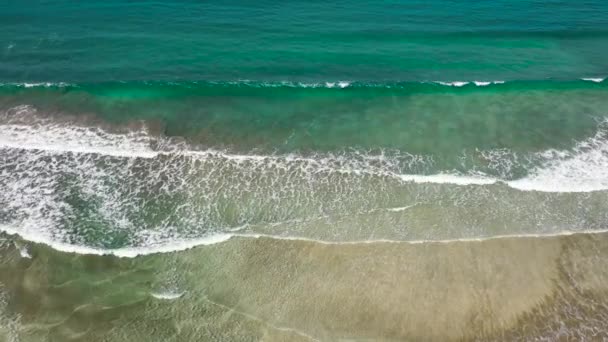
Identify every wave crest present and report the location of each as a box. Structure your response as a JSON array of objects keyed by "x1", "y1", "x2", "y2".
[{"x1": 0, "y1": 78, "x2": 605, "y2": 92}]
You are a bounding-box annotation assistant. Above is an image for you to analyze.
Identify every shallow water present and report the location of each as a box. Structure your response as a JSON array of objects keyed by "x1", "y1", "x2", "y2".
[{"x1": 2, "y1": 231, "x2": 608, "y2": 341}]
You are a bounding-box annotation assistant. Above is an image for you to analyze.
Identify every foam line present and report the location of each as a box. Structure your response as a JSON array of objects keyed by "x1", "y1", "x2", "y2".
[
  {"x1": 385, "y1": 204, "x2": 419, "y2": 212},
  {"x1": 581, "y1": 77, "x2": 605, "y2": 83},
  {"x1": 0, "y1": 224, "x2": 232, "y2": 258},
  {"x1": 2, "y1": 78, "x2": 602, "y2": 91},
  {"x1": 399, "y1": 174, "x2": 496, "y2": 185},
  {"x1": 150, "y1": 291, "x2": 185, "y2": 300},
  {"x1": 3, "y1": 116, "x2": 608, "y2": 192},
  {"x1": 233, "y1": 230, "x2": 608, "y2": 245},
  {"x1": 0, "y1": 134, "x2": 159, "y2": 158},
  {"x1": 436, "y1": 81, "x2": 469, "y2": 87},
  {"x1": 2, "y1": 224, "x2": 608, "y2": 259}
]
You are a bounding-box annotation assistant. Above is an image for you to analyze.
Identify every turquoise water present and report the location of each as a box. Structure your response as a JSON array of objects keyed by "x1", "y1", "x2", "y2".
[
  {"x1": 2, "y1": 1, "x2": 608, "y2": 82},
  {"x1": 2, "y1": 1, "x2": 608, "y2": 340}
]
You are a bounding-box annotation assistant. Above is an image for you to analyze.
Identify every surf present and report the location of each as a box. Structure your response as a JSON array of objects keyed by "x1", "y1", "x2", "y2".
[
  {"x1": 2, "y1": 109, "x2": 608, "y2": 192},
  {"x1": 2, "y1": 110, "x2": 608, "y2": 256}
]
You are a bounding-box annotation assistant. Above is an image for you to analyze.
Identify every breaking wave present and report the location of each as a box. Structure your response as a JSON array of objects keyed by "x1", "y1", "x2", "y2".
[{"x1": 1, "y1": 105, "x2": 608, "y2": 255}]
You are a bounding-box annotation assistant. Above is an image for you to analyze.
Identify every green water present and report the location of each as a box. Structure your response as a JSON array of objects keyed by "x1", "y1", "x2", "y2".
[
  {"x1": 2, "y1": 1, "x2": 608, "y2": 82},
  {"x1": 1, "y1": 81, "x2": 607, "y2": 159}
]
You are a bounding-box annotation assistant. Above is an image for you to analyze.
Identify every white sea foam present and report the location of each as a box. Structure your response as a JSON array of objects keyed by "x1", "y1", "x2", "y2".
[
  {"x1": 581, "y1": 78, "x2": 605, "y2": 83},
  {"x1": 0, "y1": 224, "x2": 233, "y2": 258},
  {"x1": 0, "y1": 105, "x2": 158, "y2": 158},
  {"x1": 0, "y1": 123, "x2": 495, "y2": 186},
  {"x1": 437, "y1": 80, "x2": 507, "y2": 87},
  {"x1": 18, "y1": 244, "x2": 31, "y2": 259},
  {"x1": 323, "y1": 81, "x2": 351, "y2": 88},
  {"x1": 0, "y1": 82, "x2": 71, "y2": 88},
  {"x1": 398, "y1": 174, "x2": 496, "y2": 185},
  {"x1": 0, "y1": 124, "x2": 158, "y2": 158},
  {"x1": 472, "y1": 80, "x2": 505, "y2": 86},
  {"x1": 150, "y1": 291, "x2": 185, "y2": 300},
  {"x1": 385, "y1": 204, "x2": 419, "y2": 212},
  {"x1": 436, "y1": 81, "x2": 469, "y2": 87},
  {"x1": 507, "y1": 120, "x2": 608, "y2": 192}
]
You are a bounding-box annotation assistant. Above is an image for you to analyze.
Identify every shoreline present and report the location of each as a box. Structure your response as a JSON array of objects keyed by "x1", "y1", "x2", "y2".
[{"x1": 3, "y1": 224, "x2": 608, "y2": 258}]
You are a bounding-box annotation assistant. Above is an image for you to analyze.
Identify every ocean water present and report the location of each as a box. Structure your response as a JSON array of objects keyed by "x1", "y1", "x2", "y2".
[
  {"x1": 1, "y1": 1, "x2": 608, "y2": 340},
  {"x1": 2, "y1": 1, "x2": 608, "y2": 82}
]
